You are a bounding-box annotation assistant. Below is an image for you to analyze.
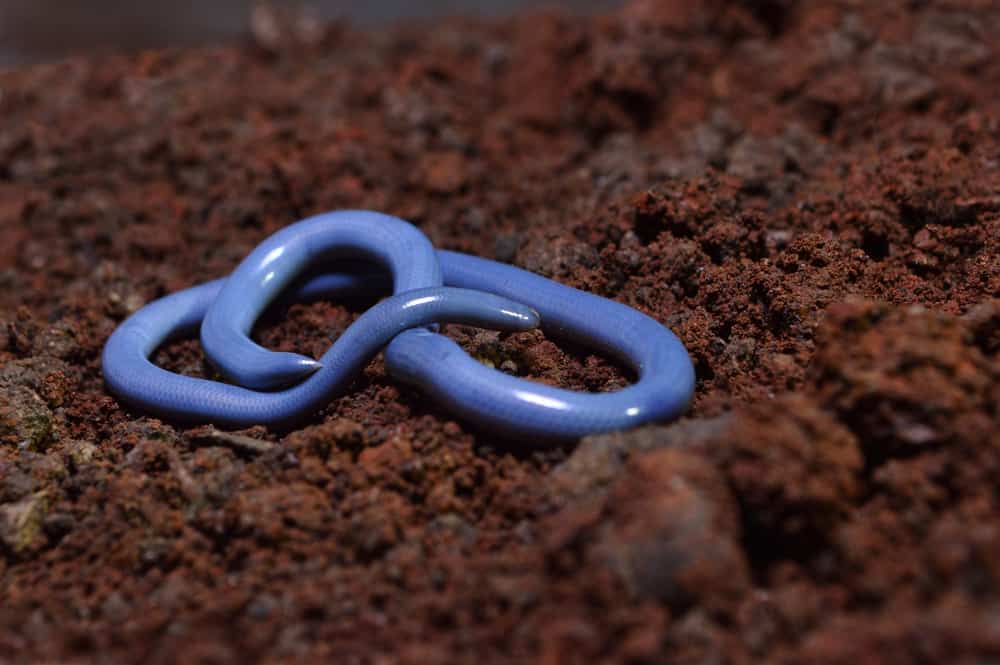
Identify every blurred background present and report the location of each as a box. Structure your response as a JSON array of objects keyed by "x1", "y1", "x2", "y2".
[{"x1": 0, "y1": 0, "x2": 622, "y2": 65}]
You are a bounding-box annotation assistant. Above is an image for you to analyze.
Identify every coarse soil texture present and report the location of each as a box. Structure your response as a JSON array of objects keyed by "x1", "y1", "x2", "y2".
[{"x1": 1, "y1": 1, "x2": 999, "y2": 663}]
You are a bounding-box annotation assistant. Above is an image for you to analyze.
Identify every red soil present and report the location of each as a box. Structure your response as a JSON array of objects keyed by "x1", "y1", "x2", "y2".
[{"x1": 1, "y1": 1, "x2": 998, "y2": 663}]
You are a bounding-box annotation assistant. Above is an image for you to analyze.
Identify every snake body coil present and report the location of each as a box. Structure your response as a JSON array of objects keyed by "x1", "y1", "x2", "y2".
[{"x1": 102, "y1": 210, "x2": 695, "y2": 439}]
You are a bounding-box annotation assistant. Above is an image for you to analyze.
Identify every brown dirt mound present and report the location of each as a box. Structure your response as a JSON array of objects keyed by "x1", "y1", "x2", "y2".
[{"x1": 1, "y1": 1, "x2": 998, "y2": 663}]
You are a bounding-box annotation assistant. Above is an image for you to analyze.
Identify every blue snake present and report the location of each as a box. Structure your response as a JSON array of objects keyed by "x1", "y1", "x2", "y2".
[{"x1": 101, "y1": 211, "x2": 695, "y2": 439}]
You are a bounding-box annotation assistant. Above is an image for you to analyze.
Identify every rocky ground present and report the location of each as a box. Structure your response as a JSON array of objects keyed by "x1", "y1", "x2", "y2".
[{"x1": 1, "y1": 1, "x2": 998, "y2": 663}]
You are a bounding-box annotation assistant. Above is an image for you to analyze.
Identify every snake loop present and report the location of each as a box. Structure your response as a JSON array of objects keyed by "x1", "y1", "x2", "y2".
[{"x1": 102, "y1": 210, "x2": 695, "y2": 439}]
